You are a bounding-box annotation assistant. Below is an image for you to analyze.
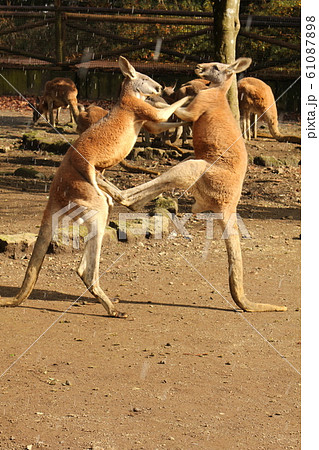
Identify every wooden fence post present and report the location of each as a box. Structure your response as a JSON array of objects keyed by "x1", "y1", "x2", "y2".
[{"x1": 55, "y1": 0, "x2": 64, "y2": 64}]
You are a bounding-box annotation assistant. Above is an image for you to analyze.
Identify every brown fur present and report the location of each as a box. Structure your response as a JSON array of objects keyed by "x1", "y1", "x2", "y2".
[
  {"x1": 0, "y1": 57, "x2": 189, "y2": 317},
  {"x1": 33, "y1": 77, "x2": 80, "y2": 127},
  {"x1": 171, "y1": 78, "x2": 210, "y2": 144},
  {"x1": 145, "y1": 78, "x2": 210, "y2": 146},
  {"x1": 98, "y1": 58, "x2": 287, "y2": 313},
  {"x1": 70, "y1": 91, "x2": 187, "y2": 184},
  {"x1": 76, "y1": 105, "x2": 109, "y2": 134},
  {"x1": 238, "y1": 77, "x2": 301, "y2": 143},
  {"x1": 175, "y1": 78, "x2": 210, "y2": 100}
]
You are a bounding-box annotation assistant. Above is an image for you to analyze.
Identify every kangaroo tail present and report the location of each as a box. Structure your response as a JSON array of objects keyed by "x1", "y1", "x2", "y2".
[
  {"x1": 0, "y1": 221, "x2": 52, "y2": 307},
  {"x1": 275, "y1": 134, "x2": 301, "y2": 144},
  {"x1": 267, "y1": 118, "x2": 301, "y2": 144}
]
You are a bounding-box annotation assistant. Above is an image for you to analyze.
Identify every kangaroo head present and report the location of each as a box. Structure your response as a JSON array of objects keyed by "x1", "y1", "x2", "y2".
[
  {"x1": 162, "y1": 81, "x2": 176, "y2": 97},
  {"x1": 118, "y1": 56, "x2": 162, "y2": 98},
  {"x1": 195, "y1": 57, "x2": 252, "y2": 87}
]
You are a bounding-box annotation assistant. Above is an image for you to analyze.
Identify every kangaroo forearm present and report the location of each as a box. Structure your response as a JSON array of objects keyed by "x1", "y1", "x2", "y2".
[{"x1": 143, "y1": 121, "x2": 187, "y2": 134}]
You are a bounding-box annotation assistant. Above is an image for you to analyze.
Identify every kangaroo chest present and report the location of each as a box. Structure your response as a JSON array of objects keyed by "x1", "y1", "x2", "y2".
[{"x1": 85, "y1": 114, "x2": 144, "y2": 169}]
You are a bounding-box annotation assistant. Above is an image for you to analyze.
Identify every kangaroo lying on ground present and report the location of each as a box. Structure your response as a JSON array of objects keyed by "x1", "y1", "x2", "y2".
[
  {"x1": 98, "y1": 57, "x2": 287, "y2": 313},
  {"x1": 32, "y1": 77, "x2": 80, "y2": 127},
  {"x1": 0, "y1": 57, "x2": 189, "y2": 317},
  {"x1": 238, "y1": 77, "x2": 301, "y2": 143}
]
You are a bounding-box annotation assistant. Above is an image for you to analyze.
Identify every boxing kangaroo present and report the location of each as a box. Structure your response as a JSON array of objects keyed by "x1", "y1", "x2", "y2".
[
  {"x1": 98, "y1": 57, "x2": 287, "y2": 313},
  {"x1": 0, "y1": 57, "x2": 189, "y2": 317}
]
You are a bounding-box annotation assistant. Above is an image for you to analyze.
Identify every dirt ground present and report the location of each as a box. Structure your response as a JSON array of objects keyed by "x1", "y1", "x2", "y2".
[{"x1": 0, "y1": 105, "x2": 301, "y2": 449}]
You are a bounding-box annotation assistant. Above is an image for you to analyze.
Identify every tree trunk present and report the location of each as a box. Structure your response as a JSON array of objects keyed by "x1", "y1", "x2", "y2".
[
  {"x1": 55, "y1": 0, "x2": 64, "y2": 64},
  {"x1": 213, "y1": 0, "x2": 241, "y2": 121}
]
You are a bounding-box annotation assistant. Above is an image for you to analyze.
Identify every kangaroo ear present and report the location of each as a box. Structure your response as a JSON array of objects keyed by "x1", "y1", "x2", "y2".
[
  {"x1": 227, "y1": 57, "x2": 252, "y2": 74},
  {"x1": 118, "y1": 56, "x2": 137, "y2": 79}
]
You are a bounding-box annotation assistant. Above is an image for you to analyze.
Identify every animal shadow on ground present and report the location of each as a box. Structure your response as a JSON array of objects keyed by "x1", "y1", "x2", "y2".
[{"x1": 0, "y1": 285, "x2": 233, "y2": 316}]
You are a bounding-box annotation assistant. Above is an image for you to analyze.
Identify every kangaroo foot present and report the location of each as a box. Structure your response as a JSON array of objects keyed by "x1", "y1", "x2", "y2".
[
  {"x1": 236, "y1": 296, "x2": 287, "y2": 312},
  {"x1": 110, "y1": 310, "x2": 128, "y2": 318},
  {"x1": 0, "y1": 296, "x2": 23, "y2": 307}
]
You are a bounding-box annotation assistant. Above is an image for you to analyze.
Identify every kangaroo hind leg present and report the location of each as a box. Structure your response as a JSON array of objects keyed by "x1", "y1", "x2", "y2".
[
  {"x1": 77, "y1": 208, "x2": 127, "y2": 318},
  {"x1": 98, "y1": 159, "x2": 210, "y2": 211}
]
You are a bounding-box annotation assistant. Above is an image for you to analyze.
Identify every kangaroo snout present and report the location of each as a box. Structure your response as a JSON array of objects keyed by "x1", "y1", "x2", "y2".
[
  {"x1": 195, "y1": 65, "x2": 203, "y2": 76},
  {"x1": 154, "y1": 84, "x2": 162, "y2": 96}
]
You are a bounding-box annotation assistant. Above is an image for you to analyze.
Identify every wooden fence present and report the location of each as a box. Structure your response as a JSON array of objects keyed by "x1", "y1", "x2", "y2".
[
  {"x1": 0, "y1": 4, "x2": 301, "y2": 111},
  {"x1": 0, "y1": 4, "x2": 300, "y2": 70}
]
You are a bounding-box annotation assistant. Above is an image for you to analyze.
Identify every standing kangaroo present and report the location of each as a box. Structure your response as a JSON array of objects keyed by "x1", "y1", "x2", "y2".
[
  {"x1": 0, "y1": 57, "x2": 189, "y2": 317},
  {"x1": 98, "y1": 58, "x2": 287, "y2": 313},
  {"x1": 32, "y1": 77, "x2": 80, "y2": 127},
  {"x1": 238, "y1": 77, "x2": 301, "y2": 143}
]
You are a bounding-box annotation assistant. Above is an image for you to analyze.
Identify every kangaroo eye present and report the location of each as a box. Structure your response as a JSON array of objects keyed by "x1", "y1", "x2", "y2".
[{"x1": 213, "y1": 65, "x2": 219, "y2": 71}]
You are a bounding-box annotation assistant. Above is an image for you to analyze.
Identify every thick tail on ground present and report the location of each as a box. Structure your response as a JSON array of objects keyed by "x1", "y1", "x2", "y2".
[{"x1": 0, "y1": 222, "x2": 52, "y2": 307}]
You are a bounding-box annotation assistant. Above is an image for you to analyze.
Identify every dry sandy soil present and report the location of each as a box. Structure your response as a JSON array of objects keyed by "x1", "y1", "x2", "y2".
[{"x1": 0, "y1": 105, "x2": 301, "y2": 449}]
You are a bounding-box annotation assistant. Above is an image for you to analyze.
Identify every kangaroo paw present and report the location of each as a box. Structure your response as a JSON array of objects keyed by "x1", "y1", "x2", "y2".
[{"x1": 97, "y1": 175, "x2": 126, "y2": 204}]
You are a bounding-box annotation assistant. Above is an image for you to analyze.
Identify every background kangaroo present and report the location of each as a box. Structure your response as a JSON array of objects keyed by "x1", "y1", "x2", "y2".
[
  {"x1": 0, "y1": 57, "x2": 189, "y2": 317},
  {"x1": 238, "y1": 77, "x2": 301, "y2": 143},
  {"x1": 145, "y1": 78, "x2": 210, "y2": 147},
  {"x1": 76, "y1": 104, "x2": 109, "y2": 134},
  {"x1": 98, "y1": 58, "x2": 287, "y2": 313},
  {"x1": 32, "y1": 77, "x2": 80, "y2": 127},
  {"x1": 169, "y1": 78, "x2": 211, "y2": 145}
]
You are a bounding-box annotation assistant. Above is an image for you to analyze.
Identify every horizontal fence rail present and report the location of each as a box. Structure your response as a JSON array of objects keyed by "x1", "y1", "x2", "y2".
[
  {"x1": 0, "y1": 6, "x2": 301, "y2": 83},
  {"x1": 0, "y1": 6, "x2": 301, "y2": 28}
]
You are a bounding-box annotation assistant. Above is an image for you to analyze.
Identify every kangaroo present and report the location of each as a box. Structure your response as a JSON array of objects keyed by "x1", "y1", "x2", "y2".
[
  {"x1": 32, "y1": 77, "x2": 80, "y2": 127},
  {"x1": 238, "y1": 77, "x2": 301, "y2": 143},
  {"x1": 144, "y1": 79, "x2": 210, "y2": 147},
  {"x1": 76, "y1": 105, "x2": 109, "y2": 134},
  {"x1": 76, "y1": 101, "x2": 187, "y2": 167},
  {"x1": 98, "y1": 58, "x2": 287, "y2": 313},
  {"x1": 0, "y1": 57, "x2": 190, "y2": 317},
  {"x1": 175, "y1": 78, "x2": 211, "y2": 100},
  {"x1": 75, "y1": 103, "x2": 166, "y2": 176},
  {"x1": 170, "y1": 78, "x2": 211, "y2": 145}
]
